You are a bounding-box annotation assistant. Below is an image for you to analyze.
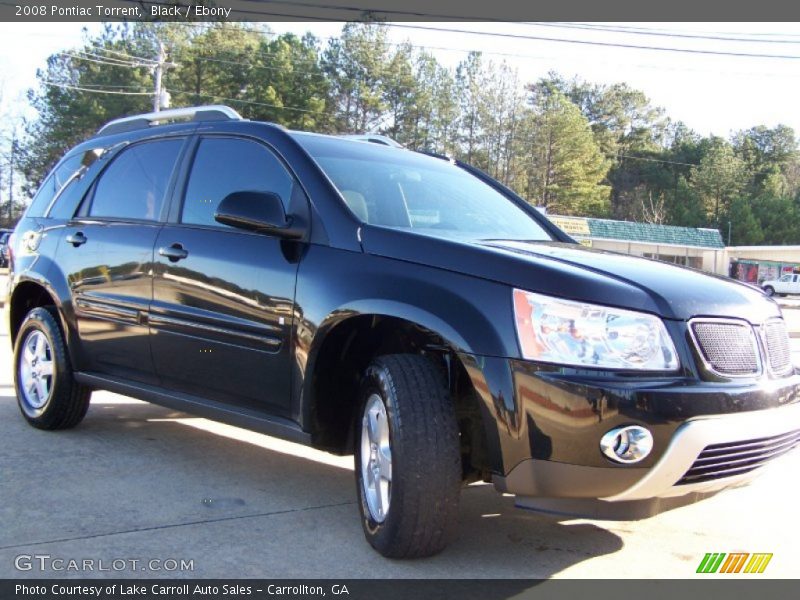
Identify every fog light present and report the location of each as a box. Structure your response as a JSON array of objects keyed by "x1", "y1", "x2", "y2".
[{"x1": 600, "y1": 425, "x2": 653, "y2": 464}]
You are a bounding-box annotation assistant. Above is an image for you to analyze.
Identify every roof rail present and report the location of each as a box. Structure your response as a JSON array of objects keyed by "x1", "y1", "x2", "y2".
[
  {"x1": 416, "y1": 149, "x2": 452, "y2": 162},
  {"x1": 340, "y1": 134, "x2": 405, "y2": 149},
  {"x1": 97, "y1": 105, "x2": 243, "y2": 136}
]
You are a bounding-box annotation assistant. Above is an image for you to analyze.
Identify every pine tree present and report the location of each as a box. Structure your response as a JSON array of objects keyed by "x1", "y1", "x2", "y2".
[{"x1": 521, "y1": 88, "x2": 610, "y2": 216}]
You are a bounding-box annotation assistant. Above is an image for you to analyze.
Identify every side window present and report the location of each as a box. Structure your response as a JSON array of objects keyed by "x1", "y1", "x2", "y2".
[
  {"x1": 89, "y1": 139, "x2": 183, "y2": 221},
  {"x1": 181, "y1": 137, "x2": 294, "y2": 228},
  {"x1": 25, "y1": 154, "x2": 84, "y2": 218}
]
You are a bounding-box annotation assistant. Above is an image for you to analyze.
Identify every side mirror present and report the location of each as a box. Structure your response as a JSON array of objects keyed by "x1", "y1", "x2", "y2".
[{"x1": 215, "y1": 191, "x2": 303, "y2": 239}]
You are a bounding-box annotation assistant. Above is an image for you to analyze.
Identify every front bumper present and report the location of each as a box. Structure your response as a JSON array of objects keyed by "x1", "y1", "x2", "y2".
[
  {"x1": 498, "y1": 401, "x2": 800, "y2": 518},
  {"x1": 603, "y1": 398, "x2": 800, "y2": 501},
  {"x1": 461, "y1": 352, "x2": 800, "y2": 518}
]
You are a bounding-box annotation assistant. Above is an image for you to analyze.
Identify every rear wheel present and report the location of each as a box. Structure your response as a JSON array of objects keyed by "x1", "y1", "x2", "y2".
[
  {"x1": 14, "y1": 307, "x2": 91, "y2": 430},
  {"x1": 355, "y1": 354, "x2": 461, "y2": 558}
]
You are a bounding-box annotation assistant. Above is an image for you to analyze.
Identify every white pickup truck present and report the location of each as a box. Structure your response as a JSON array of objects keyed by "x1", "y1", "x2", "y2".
[{"x1": 762, "y1": 273, "x2": 800, "y2": 296}]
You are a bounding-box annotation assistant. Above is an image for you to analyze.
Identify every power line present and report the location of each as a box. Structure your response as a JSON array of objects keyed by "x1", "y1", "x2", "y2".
[
  {"x1": 562, "y1": 22, "x2": 800, "y2": 40},
  {"x1": 383, "y1": 23, "x2": 800, "y2": 60},
  {"x1": 75, "y1": 49, "x2": 146, "y2": 66},
  {"x1": 530, "y1": 22, "x2": 800, "y2": 44},
  {"x1": 86, "y1": 43, "x2": 157, "y2": 64},
  {"x1": 154, "y1": 22, "x2": 800, "y2": 79},
  {"x1": 114, "y1": 0, "x2": 800, "y2": 59},
  {"x1": 58, "y1": 52, "x2": 146, "y2": 69},
  {"x1": 55, "y1": 83, "x2": 151, "y2": 90},
  {"x1": 41, "y1": 81, "x2": 153, "y2": 95},
  {"x1": 120, "y1": 0, "x2": 505, "y2": 21},
  {"x1": 167, "y1": 20, "x2": 552, "y2": 63},
  {"x1": 115, "y1": 0, "x2": 335, "y2": 21}
]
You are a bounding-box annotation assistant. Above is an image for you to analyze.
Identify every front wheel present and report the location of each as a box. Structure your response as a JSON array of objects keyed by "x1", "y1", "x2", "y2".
[
  {"x1": 764, "y1": 286, "x2": 775, "y2": 297},
  {"x1": 355, "y1": 354, "x2": 461, "y2": 558},
  {"x1": 14, "y1": 307, "x2": 91, "y2": 430}
]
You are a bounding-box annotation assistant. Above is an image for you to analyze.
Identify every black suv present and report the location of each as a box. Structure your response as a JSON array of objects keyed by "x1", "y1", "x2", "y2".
[{"x1": 7, "y1": 106, "x2": 800, "y2": 558}]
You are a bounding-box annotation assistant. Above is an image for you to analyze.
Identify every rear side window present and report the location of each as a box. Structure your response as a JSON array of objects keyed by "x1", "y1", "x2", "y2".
[
  {"x1": 89, "y1": 139, "x2": 183, "y2": 221},
  {"x1": 181, "y1": 137, "x2": 294, "y2": 228},
  {"x1": 25, "y1": 154, "x2": 85, "y2": 218}
]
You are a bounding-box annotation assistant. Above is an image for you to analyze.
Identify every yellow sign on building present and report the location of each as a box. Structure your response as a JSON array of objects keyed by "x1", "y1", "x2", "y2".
[{"x1": 550, "y1": 216, "x2": 591, "y2": 236}]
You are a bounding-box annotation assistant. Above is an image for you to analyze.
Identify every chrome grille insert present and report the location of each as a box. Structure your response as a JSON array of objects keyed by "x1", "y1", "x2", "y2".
[
  {"x1": 677, "y1": 428, "x2": 800, "y2": 485},
  {"x1": 690, "y1": 320, "x2": 760, "y2": 376},
  {"x1": 762, "y1": 319, "x2": 793, "y2": 376}
]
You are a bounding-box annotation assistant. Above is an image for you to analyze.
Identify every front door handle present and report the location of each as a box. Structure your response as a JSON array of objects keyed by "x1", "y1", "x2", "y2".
[
  {"x1": 66, "y1": 232, "x2": 87, "y2": 247},
  {"x1": 159, "y1": 243, "x2": 188, "y2": 262}
]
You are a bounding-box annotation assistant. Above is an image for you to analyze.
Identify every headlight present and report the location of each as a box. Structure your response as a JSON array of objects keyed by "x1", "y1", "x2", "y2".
[{"x1": 513, "y1": 289, "x2": 679, "y2": 371}]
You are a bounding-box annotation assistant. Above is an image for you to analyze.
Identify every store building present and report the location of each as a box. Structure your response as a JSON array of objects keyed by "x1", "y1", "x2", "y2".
[
  {"x1": 548, "y1": 215, "x2": 727, "y2": 274},
  {"x1": 724, "y1": 246, "x2": 800, "y2": 285}
]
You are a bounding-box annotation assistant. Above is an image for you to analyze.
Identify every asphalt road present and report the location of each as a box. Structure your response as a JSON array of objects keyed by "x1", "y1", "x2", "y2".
[{"x1": 1, "y1": 271, "x2": 799, "y2": 578}]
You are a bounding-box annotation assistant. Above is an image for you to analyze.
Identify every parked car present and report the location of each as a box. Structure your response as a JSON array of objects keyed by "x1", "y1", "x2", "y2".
[
  {"x1": 0, "y1": 229, "x2": 12, "y2": 268},
  {"x1": 6, "y1": 106, "x2": 800, "y2": 558},
  {"x1": 762, "y1": 273, "x2": 800, "y2": 297}
]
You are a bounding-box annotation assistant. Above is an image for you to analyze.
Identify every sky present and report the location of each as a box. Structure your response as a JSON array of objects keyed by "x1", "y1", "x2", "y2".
[{"x1": 1, "y1": 21, "x2": 800, "y2": 139}]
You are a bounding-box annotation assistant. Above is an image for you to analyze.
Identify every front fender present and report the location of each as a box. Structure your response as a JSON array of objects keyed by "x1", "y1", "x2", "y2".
[
  {"x1": 295, "y1": 244, "x2": 518, "y2": 379},
  {"x1": 292, "y1": 245, "x2": 520, "y2": 467}
]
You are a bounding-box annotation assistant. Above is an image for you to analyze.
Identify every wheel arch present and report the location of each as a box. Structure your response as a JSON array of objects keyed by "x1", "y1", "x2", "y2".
[
  {"x1": 9, "y1": 278, "x2": 63, "y2": 345},
  {"x1": 302, "y1": 306, "x2": 496, "y2": 482}
]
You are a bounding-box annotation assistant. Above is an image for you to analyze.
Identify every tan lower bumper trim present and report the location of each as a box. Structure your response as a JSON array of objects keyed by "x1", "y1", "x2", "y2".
[{"x1": 602, "y1": 401, "x2": 800, "y2": 502}]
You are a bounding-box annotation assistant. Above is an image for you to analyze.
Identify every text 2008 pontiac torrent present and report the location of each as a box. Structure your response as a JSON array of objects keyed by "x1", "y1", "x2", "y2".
[{"x1": 6, "y1": 106, "x2": 800, "y2": 557}]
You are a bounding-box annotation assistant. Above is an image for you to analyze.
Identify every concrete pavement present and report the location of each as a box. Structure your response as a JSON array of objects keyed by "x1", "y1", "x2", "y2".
[{"x1": 1, "y1": 272, "x2": 799, "y2": 578}]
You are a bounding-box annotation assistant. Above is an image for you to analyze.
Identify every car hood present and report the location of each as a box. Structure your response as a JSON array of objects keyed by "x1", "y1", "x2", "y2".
[{"x1": 360, "y1": 226, "x2": 780, "y2": 322}]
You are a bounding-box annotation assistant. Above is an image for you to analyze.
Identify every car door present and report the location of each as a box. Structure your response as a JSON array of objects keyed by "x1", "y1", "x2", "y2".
[
  {"x1": 149, "y1": 135, "x2": 305, "y2": 417},
  {"x1": 58, "y1": 137, "x2": 186, "y2": 384},
  {"x1": 790, "y1": 274, "x2": 800, "y2": 295},
  {"x1": 775, "y1": 275, "x2": 791, "y2": 294}
]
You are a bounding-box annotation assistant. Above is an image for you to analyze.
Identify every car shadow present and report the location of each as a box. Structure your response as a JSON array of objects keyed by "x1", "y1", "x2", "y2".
[{"x1": 0, "y1": 393, "x2": 623, "y2": 581}]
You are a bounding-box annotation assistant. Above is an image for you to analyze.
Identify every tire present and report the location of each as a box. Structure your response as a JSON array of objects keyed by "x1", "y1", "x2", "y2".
[
  {"x1": 764, "y1": 286, "x2": 775, "y2": 297},
  {"x1": 355, "y1": 354, "x2": 461, "y2": 558},
  {"x1": 13, "y1": 306, "x2": 91, "y2": 430}
]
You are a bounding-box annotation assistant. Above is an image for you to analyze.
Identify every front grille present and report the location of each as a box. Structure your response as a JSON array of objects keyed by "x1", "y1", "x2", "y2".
[
  {"x1": 691, "y1": 321, "x2": 759, "y2": 376},
  {"x1": 677, "y1": 428, "x2": 800, "y2": 485},
  {"x1": 762, "y1": 319, "x2": 793, "y2": 375}
]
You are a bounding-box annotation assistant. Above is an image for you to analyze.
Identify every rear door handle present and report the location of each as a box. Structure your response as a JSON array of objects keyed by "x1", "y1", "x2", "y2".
[
  {"x1": 159, "y1": 243, "x2": 188, "y2": 262},
  {"x1": 66, "y1": 232, "x2": 87, "y2": 247}
]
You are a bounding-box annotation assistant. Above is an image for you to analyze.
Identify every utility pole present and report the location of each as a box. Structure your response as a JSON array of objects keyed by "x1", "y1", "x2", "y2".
[
  {"x1": 8, "y1": 129, "x2": 15, "y2": 222},
  {"x1": 152, "y1": 42, "x2": 174, "y2": 112},
  {"x1": 153, "y1": 42, "x2": 164, "y2": 112}
]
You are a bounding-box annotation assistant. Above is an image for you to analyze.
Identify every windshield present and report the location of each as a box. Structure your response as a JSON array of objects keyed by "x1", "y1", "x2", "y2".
[{"x1": 294, "y1": 134, "x2": 552, "y2": 242}]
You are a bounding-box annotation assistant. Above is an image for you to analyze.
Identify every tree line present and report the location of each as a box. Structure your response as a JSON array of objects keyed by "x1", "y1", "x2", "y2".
[{"x1": 8, "y1": 21, "x2": 800, "y2": 245}]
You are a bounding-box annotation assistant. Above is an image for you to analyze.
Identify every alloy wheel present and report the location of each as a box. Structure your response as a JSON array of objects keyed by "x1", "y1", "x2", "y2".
[
  {"x1": 19, "y1": 330, "x2": 55, "y2": 409},
  {"x1": 360, "y1": 393, "x2": 393, "y2": 522}
]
